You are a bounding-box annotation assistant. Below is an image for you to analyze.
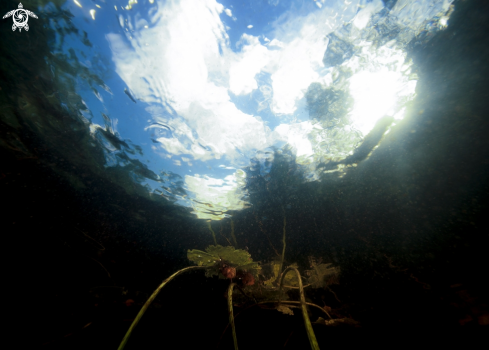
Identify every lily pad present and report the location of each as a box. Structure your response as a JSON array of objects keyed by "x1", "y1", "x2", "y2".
[
  {"x1": 205, "y1": 245, "x2": 253, "y2": 266},
  {"x1": 187, "y1": 249, "x2": 219, "y2": 267},
  {"x1": 187, "y1": 245, "x2": 261, "y2": 278}
]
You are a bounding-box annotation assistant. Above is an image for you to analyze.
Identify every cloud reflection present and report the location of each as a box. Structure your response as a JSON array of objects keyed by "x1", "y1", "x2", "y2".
[{"x1": 105, "y1": 0, "x2": 452, "y2": 219}]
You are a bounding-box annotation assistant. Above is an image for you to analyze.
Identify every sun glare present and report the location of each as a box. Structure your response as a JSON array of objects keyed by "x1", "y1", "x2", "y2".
[{"x1": 347, "y1": 46, "x2": 417, "y2": 135}]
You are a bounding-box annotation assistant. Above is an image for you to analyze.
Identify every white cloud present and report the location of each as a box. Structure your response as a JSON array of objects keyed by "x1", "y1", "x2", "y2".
[
  {"x1": 229, "y1": 34, "x2": 272, "y2": 95},
  {"x1": 107, "y1": 0, "x2": 363, "y2": 161},
  {"x1": 265, "y1": 0, "x2": 361, "y2": 115},
  {"x1": 108, "y1": 0, "x2": 269, "y2": 163},
  {"x1": 107, "y1": 0, "x2": 228, "y2": 110},
  {"x1": 269, "y1": 35, "x2": 322, "y2": 114},
  {"x1": 106, "y1": 0, "x2": 374, "y2": 217},
  {"x1": 272, "y1": 121, "x2": 314, "y2": 158},
  {"x1": 180, "y1": 98, "x2": 269, "y2": 160},
  {"x1": 352, "y1": 0, "x2": 384, "y2": 30}
]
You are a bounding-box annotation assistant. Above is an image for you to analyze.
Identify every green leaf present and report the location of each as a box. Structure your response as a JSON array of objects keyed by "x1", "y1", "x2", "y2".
[
  {"x1": 237, "y1": 262, "x2": 261, "y2": 278},
  {"x1": 187, "y1": 245, "x2": 261, "y2": 278},
  {"x1": 187, "y1": 249, "x2": 219, "y2": 267},
  {"x1": 205, "y1": 245, "x2": 251, "y2": 266}
]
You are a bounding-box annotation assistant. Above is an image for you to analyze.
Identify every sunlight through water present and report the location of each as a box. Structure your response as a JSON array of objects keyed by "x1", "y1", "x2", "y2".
[{"x1": 58, "y1": 0, "x2": 454, "y2": 219}]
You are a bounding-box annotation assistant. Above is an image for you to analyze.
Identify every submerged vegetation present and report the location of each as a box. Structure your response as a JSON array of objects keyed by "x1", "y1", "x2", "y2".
[{"x1": 118, "y1": 244, "x2": 343, "y2": 350}]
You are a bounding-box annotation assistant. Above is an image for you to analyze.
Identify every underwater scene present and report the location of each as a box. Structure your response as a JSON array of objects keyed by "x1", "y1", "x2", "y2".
[{"x1": 1, "y1": 0, "x2": 488, "y2": 348}]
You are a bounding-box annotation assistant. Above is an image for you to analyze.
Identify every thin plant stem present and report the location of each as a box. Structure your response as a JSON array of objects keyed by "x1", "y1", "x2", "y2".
[
  {"x1": 86, "y1": 255, "x2": 111, "y2": 278},
  {"x1": 283, "y1": 283, "x2": 311, "y2": 289},
  {"x1": 227, "y1": 282, "x2": 239, "y2": 350},
  {"x1": 276, "y1": 210, "x2": 287, "y2": 284},
  {"x1": 279, "y1": 267, "x2": 320, "y2": 350},
  {"x1": 230, "y1": 220, "x2": 238, "y2": 247},
  {"x1": 218, "y1": 299, "x2": 331, "y2": 347},
  {"x1": 117, "y1": 266, "x2": 206, "y2": 350},
  {"x1": 208, "y1": 221, "x2": 217, "y2": 245},
  {"x1": 255, "y1": 213, "x2": 280, "y2": 257},
  {"x1": 274, "y1": 301, "x2": 332, "y2": 320}
]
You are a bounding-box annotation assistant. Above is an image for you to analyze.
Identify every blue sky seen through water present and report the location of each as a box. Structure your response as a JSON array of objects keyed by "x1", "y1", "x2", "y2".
[{"x1": 50, "y1": 0, "x2": 453, "y2": 219}]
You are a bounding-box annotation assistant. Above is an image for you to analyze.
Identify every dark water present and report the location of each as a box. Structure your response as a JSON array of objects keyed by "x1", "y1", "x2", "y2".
[{"x1": 2, "y1": 0, "x2": 489, "y2": 349}]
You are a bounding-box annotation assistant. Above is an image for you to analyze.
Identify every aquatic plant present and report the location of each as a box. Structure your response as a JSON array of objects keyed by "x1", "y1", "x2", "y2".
[
  {"x1": 277, "y1": 212, "x2": 287, "y2": 284},
  {"x1": 188, "y1": 244, "x2": 261, "y2": 279},
  {"x1": 117, "y1": 265, "x2": 206, "y2": 350},
  {"x1": 207, "y1": 221, "x2": 217, "y2": 245},
  {"x1": 118, "y1": 245, "x2": 259, "y2": 350},
  {"x1": 279, "y1": 267, "x2": 319, "y2": 350},
  {"x1": 306, "y1": 257, "x2": 341, "y2": 289},
  {"x1": 230, "y1": 219, "x2": 238, "y2": 247},
  {"x1": 117, "y1": 245, "x2": 335, "y2": 350}
]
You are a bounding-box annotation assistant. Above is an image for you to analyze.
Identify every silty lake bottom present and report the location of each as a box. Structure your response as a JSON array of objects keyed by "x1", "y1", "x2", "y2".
[{"x1": 2, "y1": 0, "x2": 489, "y2": 349}]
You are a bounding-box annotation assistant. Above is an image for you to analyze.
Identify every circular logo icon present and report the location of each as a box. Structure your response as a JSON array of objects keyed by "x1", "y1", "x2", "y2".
[
  {"x1": 12, "y1": 9, "x2": 28, "y2": 29},
  {"x1": 3, "y1": 3, "x2": 38, "y2": 32}
]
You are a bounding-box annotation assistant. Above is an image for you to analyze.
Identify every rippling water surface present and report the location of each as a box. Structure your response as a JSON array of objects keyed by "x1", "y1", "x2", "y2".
[{"x1": 4, "y1": 0, "x2": 454, "y2": 220}]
